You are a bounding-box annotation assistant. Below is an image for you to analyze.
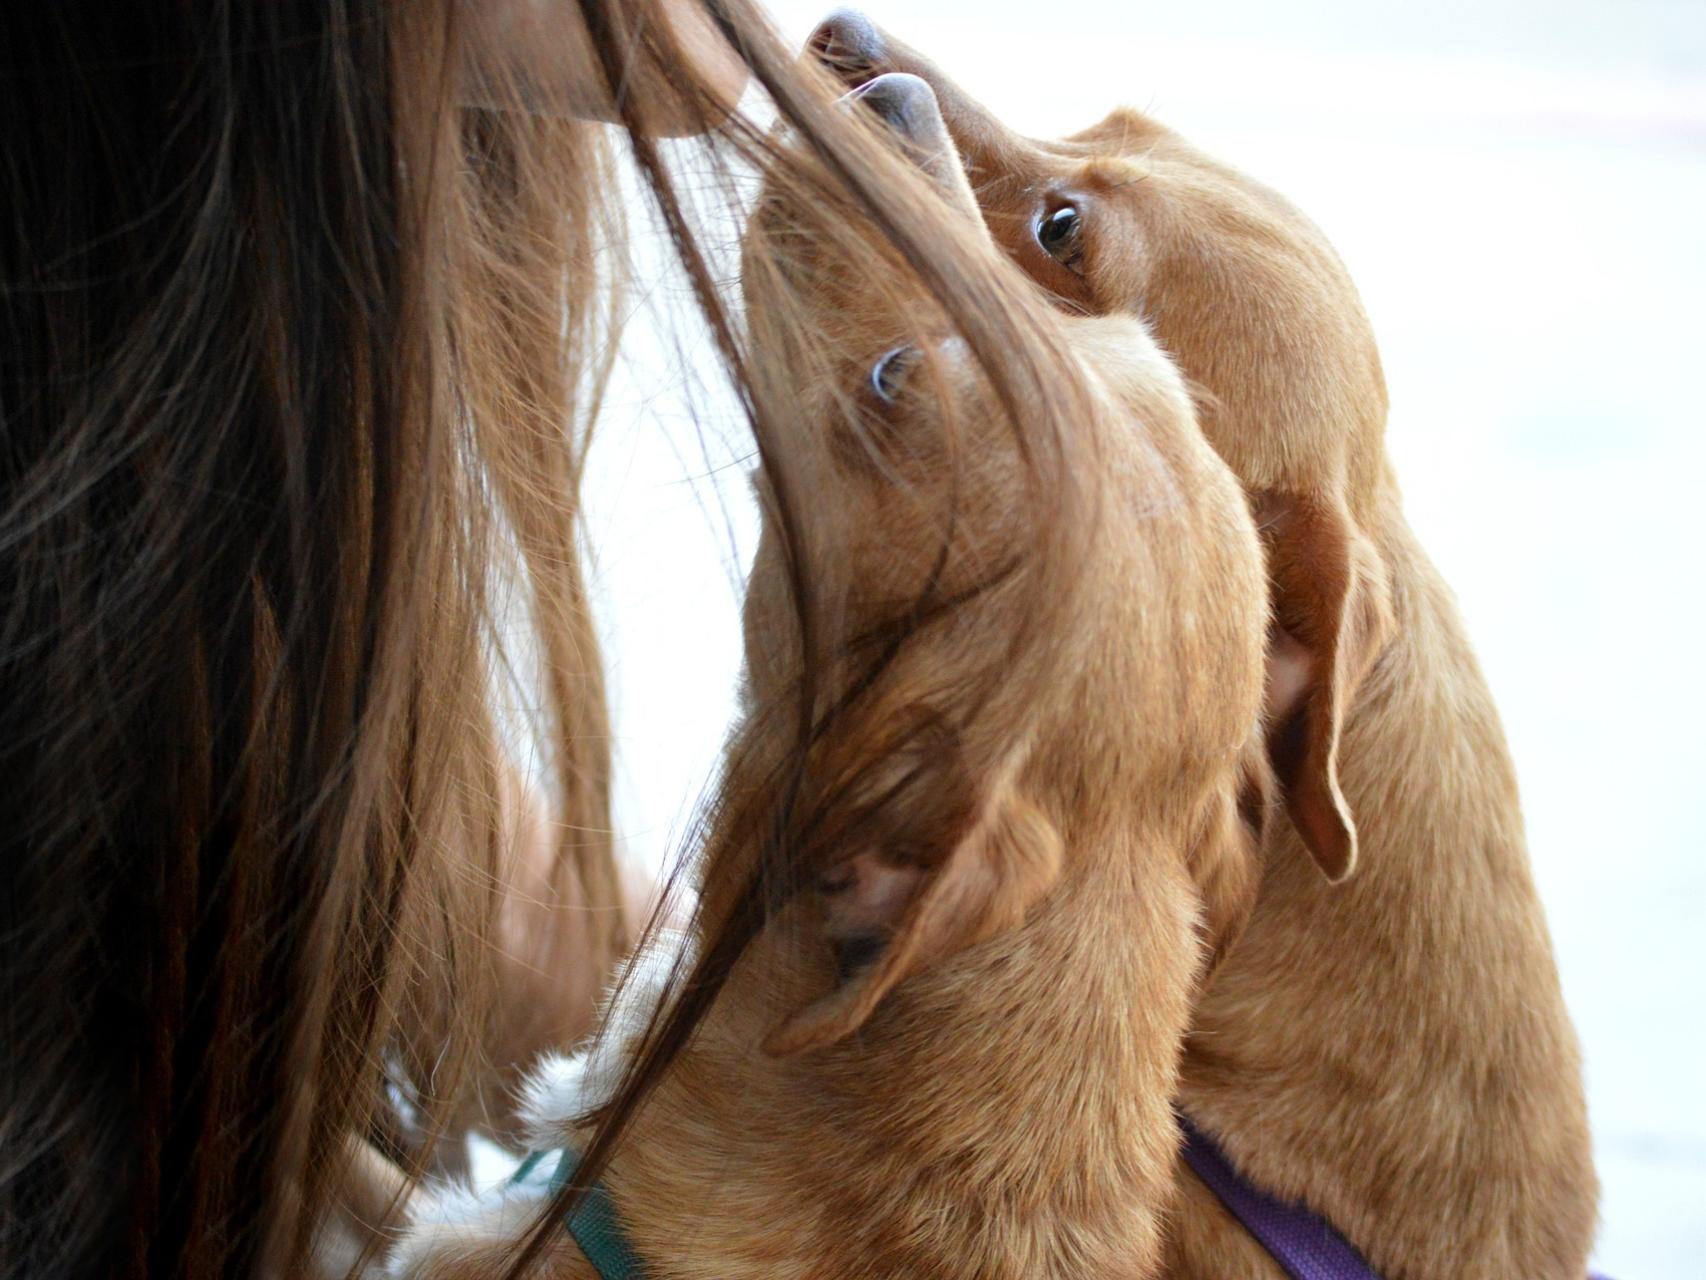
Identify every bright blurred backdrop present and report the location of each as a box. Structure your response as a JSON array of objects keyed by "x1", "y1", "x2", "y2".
[{"x1": 576, "y1": 3, "x2": 1706, "y2": 1274}]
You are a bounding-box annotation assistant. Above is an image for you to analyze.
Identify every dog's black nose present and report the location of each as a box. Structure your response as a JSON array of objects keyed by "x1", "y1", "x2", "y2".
[
  {"x1": 809, "y1": 8, "x2": 884, "y2": 82},
  {"x1": 851, "y1": 73, "x2": 944, "y2": 148}
]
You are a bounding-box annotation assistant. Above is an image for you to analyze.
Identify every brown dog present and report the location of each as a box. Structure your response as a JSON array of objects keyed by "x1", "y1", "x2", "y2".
[
  {"x1": 811, "y1": 13, "x2": 1599, "y2": 1277},
  {"x1": 390, "y1": 71, "x2": 1270, "y2": 1279}
]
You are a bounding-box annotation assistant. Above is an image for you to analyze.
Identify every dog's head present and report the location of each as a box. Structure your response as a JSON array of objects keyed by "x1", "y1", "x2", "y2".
[
  {"x1": 811, "y1": 12, "x2": 1397, "y2": 881},
  {"x1": 737, "y1": 71, "x2": 1270, "y2": 1055}
]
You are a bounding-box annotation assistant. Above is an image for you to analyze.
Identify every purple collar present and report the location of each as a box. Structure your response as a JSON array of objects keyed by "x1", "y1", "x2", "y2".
[
  {"x1": 1178, "y1": 1113, "x2": 1612, "y2": 1280},
  {"x1": 1178, "y1": 1112, "x2": 1379, "y2": 1280}
]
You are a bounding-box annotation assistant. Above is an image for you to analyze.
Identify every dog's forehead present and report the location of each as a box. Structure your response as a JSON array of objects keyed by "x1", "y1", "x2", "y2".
[
  {"x1": 1074, "y1": 155, "x2": 1156, "y2": 192},
  {"x1": 1061, "y1": 105, "x2": 1169, "y2": 152},
  {"x1": 966, "y1": 153, "x2": 1154, "y2": 213},
  {"x1": 964, "y1": 125, "x2": 1161, "y2": 203}
]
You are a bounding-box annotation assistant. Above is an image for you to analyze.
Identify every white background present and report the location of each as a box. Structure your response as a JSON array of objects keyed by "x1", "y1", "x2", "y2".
[{"x1": 577, "y1": 3, "x2": 1706, "y2": 1273}]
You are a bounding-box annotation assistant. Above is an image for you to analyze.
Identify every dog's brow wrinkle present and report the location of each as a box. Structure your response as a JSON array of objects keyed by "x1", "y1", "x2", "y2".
[{"x1": 1079, "y1": 157, "x2": 1149, "y2": 190}]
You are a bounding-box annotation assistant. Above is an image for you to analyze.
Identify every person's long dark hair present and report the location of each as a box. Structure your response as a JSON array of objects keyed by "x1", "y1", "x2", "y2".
[{"x1": 1, "y1": 6, "x2": 625, "y2": 1274}]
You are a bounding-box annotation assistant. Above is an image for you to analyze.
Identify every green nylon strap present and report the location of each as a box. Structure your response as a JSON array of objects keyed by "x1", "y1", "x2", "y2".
[{"x1": 508, "y1": 1150, "x2": 646, "y2": 1279}]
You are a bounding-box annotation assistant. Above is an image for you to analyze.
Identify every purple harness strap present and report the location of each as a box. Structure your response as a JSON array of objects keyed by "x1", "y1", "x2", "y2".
[
  {"x1": 1177, "y1": 1113, "x2": 1614, "y2": 1280},
  {"x1": 1178, "y1": 1113, "x2": 1378, "y2": 1280}
]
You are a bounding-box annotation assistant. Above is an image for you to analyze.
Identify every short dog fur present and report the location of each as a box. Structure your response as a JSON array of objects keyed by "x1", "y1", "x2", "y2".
[{"x1": 812, "y1": 13, "x2": 1598, "y2": 1277}]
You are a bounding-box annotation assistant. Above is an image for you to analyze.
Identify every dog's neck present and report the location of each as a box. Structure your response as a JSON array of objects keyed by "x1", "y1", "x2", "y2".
[
  {"x1": 1174, "y1": 499, "x2": 1596, "y2": 1278},
  {"x1": 576, "y1": 812, "x2": 1206, "y2": 1280}
]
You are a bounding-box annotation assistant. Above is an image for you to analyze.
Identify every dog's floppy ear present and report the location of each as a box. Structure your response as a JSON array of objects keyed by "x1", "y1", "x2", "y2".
[
  {"x1": 765, "y1": 775, "x2": 1062, "y2": 1056},
  {"x1": 1257, "y1": 492, "x2": 1394, "y2": 882}
]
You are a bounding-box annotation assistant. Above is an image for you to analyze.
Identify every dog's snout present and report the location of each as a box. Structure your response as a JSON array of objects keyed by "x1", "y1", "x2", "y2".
[
  {"x1": 810, "y1": 8, "x2": 884, "y2": 83},
  {"x1": 851, "y1": 73, "x2": 944, "y2": 148}
]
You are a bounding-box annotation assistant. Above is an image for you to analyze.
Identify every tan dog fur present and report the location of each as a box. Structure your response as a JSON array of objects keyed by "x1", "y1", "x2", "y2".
[
  {"x1": 390, "y1": 73, "x2": 1270, "y2": 1280},
  {"x1": 812, "y1": 14, "x2": 1598, "y2": 1277}
]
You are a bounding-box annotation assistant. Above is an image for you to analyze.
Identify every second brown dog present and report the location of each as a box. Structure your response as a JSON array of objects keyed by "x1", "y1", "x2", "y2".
[{"x1": 813, "y1": 13, "x2": 1599, "y2": 1278}]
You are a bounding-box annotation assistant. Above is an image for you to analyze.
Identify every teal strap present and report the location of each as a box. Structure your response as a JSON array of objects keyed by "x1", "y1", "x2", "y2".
[{"x1": 508, "y1": 1149, "x2": 646, "y2": 1279}]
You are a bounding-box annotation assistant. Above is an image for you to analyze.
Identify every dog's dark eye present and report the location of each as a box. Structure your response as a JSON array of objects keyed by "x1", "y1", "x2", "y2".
[
  {"x1": 1037, "y1": 204, "x2": 1084, "y2": 270},
  {"x1": 870, "y1": 344, "x2": 917, "y2": 405}
]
